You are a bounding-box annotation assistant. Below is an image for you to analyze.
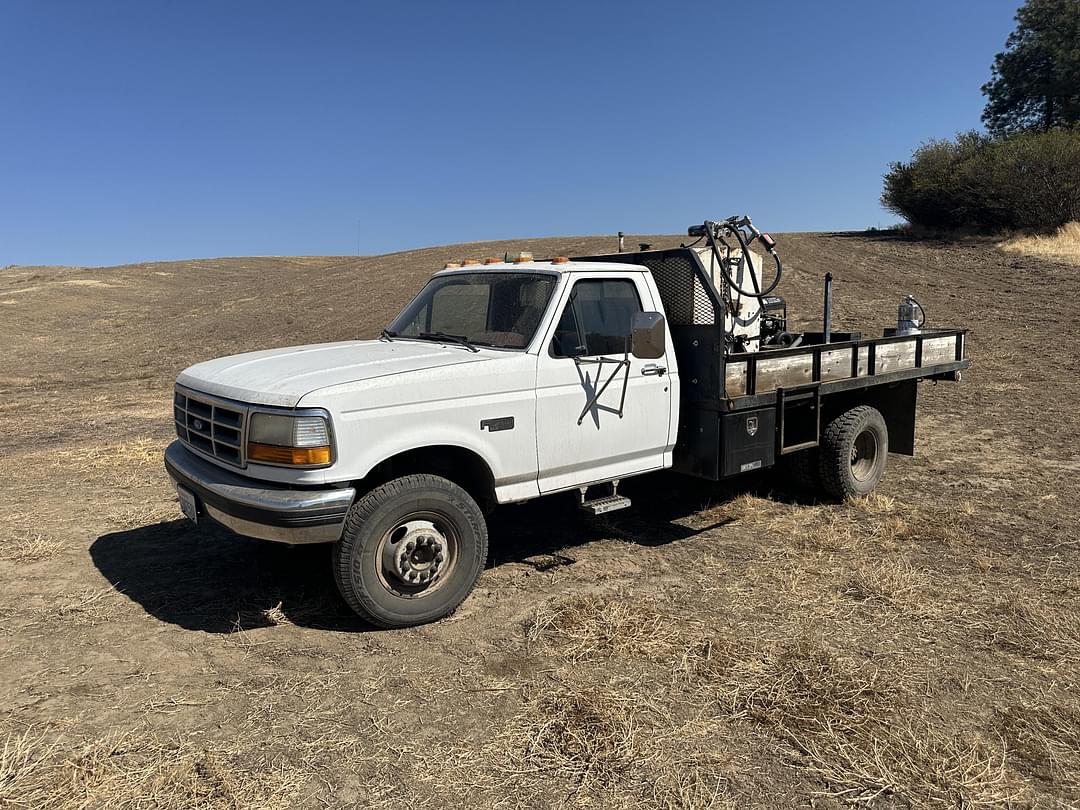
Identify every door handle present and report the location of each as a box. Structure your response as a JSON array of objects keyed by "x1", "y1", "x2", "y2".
[{"x1": 641, "y1": 364, "x2": 667, "y2": 377}]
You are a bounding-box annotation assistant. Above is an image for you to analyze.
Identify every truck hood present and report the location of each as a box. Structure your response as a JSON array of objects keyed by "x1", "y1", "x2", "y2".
[{"x1": 176, "y1": 339, "x2": 494, "y2": 408}]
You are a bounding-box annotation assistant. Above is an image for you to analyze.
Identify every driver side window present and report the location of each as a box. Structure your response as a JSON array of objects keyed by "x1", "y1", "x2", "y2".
[{"x1": 551, "y1": 279, "x2": 643, "y2": 358}]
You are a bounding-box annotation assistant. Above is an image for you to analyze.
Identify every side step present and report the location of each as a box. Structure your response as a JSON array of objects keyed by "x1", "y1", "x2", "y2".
[
  {"x1": 578, "y1": 480, "x2": 631, "y2": 515},
  {"x1": 579, "y1": 494, "x2": 632, "y2": 515}
]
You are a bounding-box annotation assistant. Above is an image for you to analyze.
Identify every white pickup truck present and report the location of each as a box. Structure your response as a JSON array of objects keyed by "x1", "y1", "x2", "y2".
[{"x1": 165, "y1": 218, "x2": 969, "y2": 627}]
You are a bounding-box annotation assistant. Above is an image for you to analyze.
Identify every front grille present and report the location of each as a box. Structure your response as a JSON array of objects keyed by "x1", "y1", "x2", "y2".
[{"x1": 174, "y1": 387, "x2": 246, "y2": 467}]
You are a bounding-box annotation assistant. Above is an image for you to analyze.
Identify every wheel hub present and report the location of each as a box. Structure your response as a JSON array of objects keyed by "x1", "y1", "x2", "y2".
[
  {"x1": 381, "y1": 519, "x2": 448, "y2": 587},
  {"x1": 851, "y1": 430, "x2": 878, "y2": 481}
]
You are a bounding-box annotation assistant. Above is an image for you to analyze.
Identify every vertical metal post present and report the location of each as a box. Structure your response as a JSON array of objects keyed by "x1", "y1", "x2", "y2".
[{"x1": 822, "y1": 272, "x2": 833, "y2": 344}]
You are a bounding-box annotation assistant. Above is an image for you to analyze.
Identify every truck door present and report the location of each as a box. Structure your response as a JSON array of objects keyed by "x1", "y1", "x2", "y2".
[{"x1": 535, "y1": 273, "x2": 673, "y2": 493}]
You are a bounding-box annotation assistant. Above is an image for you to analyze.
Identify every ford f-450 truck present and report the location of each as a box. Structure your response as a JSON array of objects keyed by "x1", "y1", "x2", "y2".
[{"x1": 165, "y1": 217, "x2": 969, "y2": 628}]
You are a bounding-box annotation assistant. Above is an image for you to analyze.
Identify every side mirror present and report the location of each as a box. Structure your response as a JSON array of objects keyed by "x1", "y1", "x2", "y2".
[{"x1": 631, "y1": 311, "x2": 666, "y2": 359}]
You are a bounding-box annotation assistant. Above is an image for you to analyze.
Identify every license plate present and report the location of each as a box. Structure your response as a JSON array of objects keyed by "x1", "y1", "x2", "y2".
[{"x1": 177, "y1": 485, "x2": 198, "y2": 525}]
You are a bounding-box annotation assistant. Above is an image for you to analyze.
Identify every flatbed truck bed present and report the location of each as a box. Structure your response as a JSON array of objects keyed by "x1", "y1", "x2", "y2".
[{"x1": 577, "y1": 245, "x2": 970, "y2": 483}]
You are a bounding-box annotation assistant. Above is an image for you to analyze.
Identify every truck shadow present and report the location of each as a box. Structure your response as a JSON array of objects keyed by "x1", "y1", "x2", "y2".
[
  {"x1": 89, "y1": 520, "x2": 366, "y2": 634},
  {"x1": 90, "y1": 472, "x2": 810, "y2": 633}
]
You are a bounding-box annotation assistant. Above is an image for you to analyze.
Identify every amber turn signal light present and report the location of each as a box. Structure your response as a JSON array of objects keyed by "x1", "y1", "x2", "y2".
[{"x1": 248, "y1": 443, "x2": 331, "y2": 466}]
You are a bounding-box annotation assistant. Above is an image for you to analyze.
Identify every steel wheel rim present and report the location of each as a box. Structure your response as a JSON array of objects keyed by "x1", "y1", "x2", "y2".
[
  {"x1": 375, "y1": 511, "x2": 459, "y2": 599},
  {"x1": 851, "y1": 429, "x2": 879, "y2": 482}
]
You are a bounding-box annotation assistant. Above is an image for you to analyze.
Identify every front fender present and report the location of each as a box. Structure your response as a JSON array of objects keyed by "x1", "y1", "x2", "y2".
[{"x1": 300, "y1": 357, "x2": 542, "y2": 504}]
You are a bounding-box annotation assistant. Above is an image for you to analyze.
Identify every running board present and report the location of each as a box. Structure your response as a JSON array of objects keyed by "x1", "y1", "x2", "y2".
[
  {"x1": 578, "y1": 479, "x2": 631, "y2": 516},
  {"x1": 579, "y1": 494, "x2": 632, "y2": 515}
]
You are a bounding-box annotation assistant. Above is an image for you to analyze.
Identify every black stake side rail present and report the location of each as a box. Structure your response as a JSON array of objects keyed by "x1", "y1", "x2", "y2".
[{"x1": 720, "y1": 328, "x2": 970, "y2": 411}]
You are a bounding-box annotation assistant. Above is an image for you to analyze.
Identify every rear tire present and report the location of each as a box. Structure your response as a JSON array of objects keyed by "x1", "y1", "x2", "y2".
[
  {"x1": 819, "y1": 406, "x2": 888, "y2": 500},
  {"x1": 332, "y1": 474, "x2": 488, "y2": 628},
  {"x1": 782, "y1": 448, "x2": 821, "y2": 493}
]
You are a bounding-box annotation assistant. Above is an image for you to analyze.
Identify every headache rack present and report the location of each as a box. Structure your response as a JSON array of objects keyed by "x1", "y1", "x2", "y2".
[{"x1": 574, "y1": 246, "x2": 970, "y2": 481}]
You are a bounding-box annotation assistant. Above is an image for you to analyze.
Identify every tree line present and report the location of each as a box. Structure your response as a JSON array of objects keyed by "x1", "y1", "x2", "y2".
[{"x1": 882, "y1": 0, "x2": 1079, "y2": 231}]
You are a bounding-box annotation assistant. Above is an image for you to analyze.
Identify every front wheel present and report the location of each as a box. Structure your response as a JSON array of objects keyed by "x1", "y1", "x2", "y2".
[
  {"x1": 332, "y1": 474, "x2": 488, "y2": 628},
  {"x1": 819, "y1": 405, "x2": 888, "y2": 500}
]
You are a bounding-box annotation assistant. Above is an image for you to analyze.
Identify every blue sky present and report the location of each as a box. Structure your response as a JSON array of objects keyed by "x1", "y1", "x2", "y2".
[{"x1": 1, "y1": 1, "x2": 1020, "y2": 266}]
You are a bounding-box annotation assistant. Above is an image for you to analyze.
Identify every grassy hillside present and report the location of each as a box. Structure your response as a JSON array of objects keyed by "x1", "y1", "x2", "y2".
[{"x1": 1, "y1": 232, "x2": 1078, "y2": 808}]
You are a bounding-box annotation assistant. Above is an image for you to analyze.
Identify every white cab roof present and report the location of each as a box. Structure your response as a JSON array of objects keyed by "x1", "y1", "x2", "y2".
[{"x1": 434, "y1": 260, "x2": 648, "y2": 277}]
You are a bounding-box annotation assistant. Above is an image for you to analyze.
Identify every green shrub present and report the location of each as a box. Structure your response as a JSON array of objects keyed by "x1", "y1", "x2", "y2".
[{"x1": 882, "y1": 127, "x2": 1080, "y2": 231}]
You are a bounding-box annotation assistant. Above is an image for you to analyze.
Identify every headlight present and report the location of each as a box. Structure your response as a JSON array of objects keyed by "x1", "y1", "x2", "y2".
[{"x1": 247, "y1": 412, "x2": 333, "y2": 466}]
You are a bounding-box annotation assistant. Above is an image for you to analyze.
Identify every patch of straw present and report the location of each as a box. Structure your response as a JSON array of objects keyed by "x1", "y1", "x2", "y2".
[
  {"x1": 999, "y1": 221, "x2": 1080, "y2": 264},
  {"x1": 53, "y1": 438, "x2": 165, "y2": 488},
  {"x1": 794, "y1": 718, "x2": 1021, "y2": 806},
  {"x1": 526, "y1": 594, "x2": 694, "y2": 663},
  {"x1": 716, "y1": 636, "x2": 893, "y2": 730},
  {"x1": 0, "y1": 727, "x2": 300, "y2": 809},
  {"x1": 0, "y1": 531, "x2": 63, "y2": 563},
  {"x1": 710, "y1": 636, "x2": 1022, "y2": 805},
  {"x1": 998, "y1": 704, "x2": 1080, "y2": 789},
  {"x1": 0, "y1": 727, "x2": 60, "y2": 806},
  {"x1": 840, "y1": 556, "x2": 924, "y2": 606},
  {"x1": 982, "y1": 593, "x2": 1080, "y2": 661},
  {"x1": 466, "y1": 682, "x2": 738, "y2": 809}
]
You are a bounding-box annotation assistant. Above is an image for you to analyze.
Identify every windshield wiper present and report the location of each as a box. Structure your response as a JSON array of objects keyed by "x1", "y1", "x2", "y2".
[
  {"x1": 418, "y1": 331, "x2": 479, "y2": 352},
  {"x1": 379, "y1": 328, "x2": 397, "y2": 342}
]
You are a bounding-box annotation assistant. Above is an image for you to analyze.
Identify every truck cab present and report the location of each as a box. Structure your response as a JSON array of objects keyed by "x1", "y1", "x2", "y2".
[
  {"x1": 166, "y1": 256, "x2": 682, "y2": 626},
  {"x1": 165, "y1": 219, "x2": 969, "y2": 628}
]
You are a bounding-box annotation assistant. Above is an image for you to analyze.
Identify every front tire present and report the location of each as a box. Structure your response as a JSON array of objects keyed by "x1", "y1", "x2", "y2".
[
  {"x1": 332, "y1": 474, "x2": 488, "y2": 628},
  {"x1": 819, "y1": 405, "x2": 888, "y2": 500}
]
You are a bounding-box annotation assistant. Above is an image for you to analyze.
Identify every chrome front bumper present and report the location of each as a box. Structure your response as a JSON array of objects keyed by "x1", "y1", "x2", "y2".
[{"x1": 164, "y1": 441, "x2": 354, "y2": 544}]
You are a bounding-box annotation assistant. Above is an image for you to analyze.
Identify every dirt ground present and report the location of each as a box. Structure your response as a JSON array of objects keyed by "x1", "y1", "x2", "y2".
[{"x1": 1, "y1": 231, "x2": 1078, "y2": 808}]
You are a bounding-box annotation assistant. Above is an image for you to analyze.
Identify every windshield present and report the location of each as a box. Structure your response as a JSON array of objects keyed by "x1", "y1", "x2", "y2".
[{"x1": 388, "y1": 272, "x2": 558, "y2": 350}]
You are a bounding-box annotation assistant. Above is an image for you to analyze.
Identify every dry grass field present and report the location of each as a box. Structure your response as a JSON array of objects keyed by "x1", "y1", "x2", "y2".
[
  {"x1": 1, "y1": 231, "x2": 1078, "y2": 808},
  {"x1": 1000, "y1": 221, "x2": 1080, "y2": 265}
]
